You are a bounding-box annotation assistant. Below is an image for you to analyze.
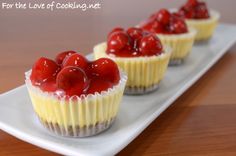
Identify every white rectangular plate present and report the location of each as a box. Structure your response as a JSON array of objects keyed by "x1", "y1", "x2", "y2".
[{"x1": 0, "y1": 24, "x2": 236, "y2": 156}]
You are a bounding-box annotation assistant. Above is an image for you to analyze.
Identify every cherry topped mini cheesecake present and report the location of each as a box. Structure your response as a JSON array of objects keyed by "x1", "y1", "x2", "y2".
[
  {"x1": 177, "y1": 0, "x2": 220, "y2": 41},
  {"x1": 140, "y1": 9, "x2": 196, "y2": 65},
  {"x1": 94, "y1": 27, "x2": 171, "y2": 94},
  {"x1": 25, "y1": 51, "x2": 127, "y2": 137}
]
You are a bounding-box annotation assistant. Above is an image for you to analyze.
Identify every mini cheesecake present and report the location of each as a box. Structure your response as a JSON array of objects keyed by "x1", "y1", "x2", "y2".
[
  {"x1": 94, "y1": 27, "x2": 171, "y2": 94},
  {"x1": 177, "y1": 0, "x2": 220, "y2": 41},
  {"x1": 140, "y1": 9, "x2": 196, "y2": 65},
  {"x1": 25, "y1": 51, "x2": 127, "y2": 137}
]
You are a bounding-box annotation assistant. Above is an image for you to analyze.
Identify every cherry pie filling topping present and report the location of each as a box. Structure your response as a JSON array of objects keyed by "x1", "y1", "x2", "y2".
[
  {"x1": 178, "y1": 0, "x2": 210, "y2": 19},
  {"x1": 30, "y1": 51, "x2": 120, "y2": 97},
  {"x1": 106, "y1": 27, "x2": 163, "y2": 57},
  {"x1": 140, "y1": 9, "x2": 188, "y2": 34}
]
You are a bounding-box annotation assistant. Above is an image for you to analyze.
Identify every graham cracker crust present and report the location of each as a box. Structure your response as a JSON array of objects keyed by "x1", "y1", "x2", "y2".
[
  {"x1": 39, "y1": 117, "x2": 115, "y2": 137},
  {"x1": 169, "y1": 58, "x2": 185, "y2": 66},
  {"x1": 124, "y1": 83, "x2": 159, "y2": 95}
]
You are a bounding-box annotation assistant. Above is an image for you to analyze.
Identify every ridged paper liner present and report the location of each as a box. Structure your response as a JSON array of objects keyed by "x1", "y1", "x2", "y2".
[
  {"x1": 157, "y1": 28, "x2": 196, "y2": 63},
  {"x1": 186, "y1": 10, "x2": 220, "y2": 41},
  {"x1": 93, "y1": 43, "x2": 171, "y2": 94},
  {"x1": 25, "y1": 70, "x2": 127, "y2": 137}
]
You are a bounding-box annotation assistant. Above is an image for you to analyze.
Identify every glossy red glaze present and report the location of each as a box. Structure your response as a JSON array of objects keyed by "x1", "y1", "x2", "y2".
[
  {"x1": 40, "y1": 80, "x2": 57, "y2": 92},
  {"x1": 107, "y1": 27, "x2": 125, "y2": 39},
  {"x1": 56, "y1": 66, "x2": 89, "y2": 96},
  {"x1": 141, "y1": 9, "x2": 188, "y2": 34},
  {"x1": 107, "y1": 31, "x2": 130, "y2": 52},
  {"x1": 30, "y1": 57, "x2": 60, "y2": 86},
  {"x1": 106, "y1": 27, "x2": 163, "y2": 57},
  {"x1": 169, "y1": 18, "x2": 188, "y2": 34},
  {"x1": 30, "y1": 52, "x2": 121, "y2": 97},
  {"x1": 139, "y1": 34, "x2": 163, "y2": 56},
  {"x1": 127, "y1": 27, "x2": 143, "y2": 41},
  {"x1": 87, "y1": 78, "x2": 113, "y2": 94},
  {"x1": 156, "y1": 9, "x2": 171, "y2": 25},
  {"x1": 178, "y1": 0, "x2": 210, "y2": 19},
  {"x1": 89, "y1": 58, "x2": 120, "y2": 85},
  {"x1": 55, "y1": 51, "x2": 76, "y2": 64},
  {"x1": 141, "y1": 20, "x2": 164, "y2": 34},
  {"x1": 62, "y1": 53, "x2": 88, "y2": 70}
]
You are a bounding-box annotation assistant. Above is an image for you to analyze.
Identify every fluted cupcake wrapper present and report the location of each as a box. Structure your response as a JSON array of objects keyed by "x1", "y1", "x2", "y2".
[
  {"x1": 157, "y1": 28, "x2": 196, "y2": 64},
  {"x1": 93, "y1": 43, "x2": 171, "y2": 94},
  {"x1": 25, "y1": 70, "x2": 127, "y2": 137},
  {"x1": 186, "y1": 10, "x2": 220, "y2": 41}
]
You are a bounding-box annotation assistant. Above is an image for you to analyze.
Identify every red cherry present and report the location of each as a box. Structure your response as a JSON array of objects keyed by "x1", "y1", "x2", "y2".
[
  {"x1": 172, "y1": 12, "x2": 183, "y2": 18},
  {"x1": 56, "y1": 66, "x2": 88, "y2": 96},
  {"x1": 62, "y1": 53, "x2": 88, "y2": 70},
  {"x1": 86, "y1": 78, "x2": 113, "y2": 94},
  {"x1": 40, "y1": 81, "x2": 57, "y2": 92},
  {"x1": 178, "y1": 6, "x2": 195, "y2": 19},
  {"x1": 170, "y1": 18, "x2": 188, "y2": 34},
  {"x1": 195, "y1": 2, "x2": 209, "y2": 19},
  {"x1": 107, "y1": 47, "x2": 139, "y2": 57},
  {"x1": 30, "y1": 57, "x2": 60, "y2": 86},
  {"x1": 107, "y1": 31, "x2": 130, "y2": 52},
  {"x1": 140, "y1": 19, "x2": 155, "y2": 31},
  {"x1": 89, "y1": 58, "x2": 120, "y2": 85},
  {"x1": 151, "y1": 20, "x2": 165, "y2": 33},
  {"x1": 55, "y1": 51, "x2": 76, "y2": 64},
  {"x1": 127, "y1": 27, "x2": 143, "y2": 41},
  {"x1": 184, "y1": 8, "x2": 195, "y2": 19},
  {"x1": 141, "y1": 19, "x2": 165, "y2": 34},
  {"x1": 126, "y1": 27, "x2": 144, "y2": 51},
  {"x1": 187, "y1": 0, "x2": 198, "y2": 7},
  {"x1": 108, "y1": 27, "x2": 124, "y2": 39},
  {"x1": 177, "y1": 8, "x2": 185, "y2": 17},
  {"x1": 139, "y1": 34, "x2": 163, "y2": 56},
  {"x1": 156, "y1": 9, "x2": 171, "y2": 25}
]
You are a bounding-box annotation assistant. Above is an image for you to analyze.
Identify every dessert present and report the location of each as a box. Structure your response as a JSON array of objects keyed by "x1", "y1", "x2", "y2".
[
  {"x1": 25, "y1": 51, "x2": 127, "y2": 137},
  {"x1": 177, "y1": 0, "x2": 220, "y2": 41},
  {"x1": 94, "y1": 27, "x2": 171, "y2": 94},
  {"x1": 140, "y1": 9, "x2": 196, "y2": 65}
]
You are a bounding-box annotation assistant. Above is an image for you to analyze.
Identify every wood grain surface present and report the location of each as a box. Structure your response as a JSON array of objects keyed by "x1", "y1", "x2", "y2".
[{"x1": 0, "y1": 0, "x2": 236, "y2": 155}]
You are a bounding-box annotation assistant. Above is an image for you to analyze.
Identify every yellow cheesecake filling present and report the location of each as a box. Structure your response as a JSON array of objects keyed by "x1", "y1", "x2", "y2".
[
  {"x1": 186, "y1": 10, "x2": 220, "y2": 41},
  {"x1": 25, "y1": 71, "x2": 127, "y2": 131},
  {"x1": 157, "y1": 28, "x2": 196, "y2": 61},
  {"x1": 93, "y1": 43, "x2": 171, "y2": 88}
]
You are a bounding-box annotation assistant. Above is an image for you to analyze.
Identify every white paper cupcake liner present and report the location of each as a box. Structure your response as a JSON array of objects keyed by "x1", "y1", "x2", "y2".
[
  {"x1": 157, "y1": 28, "x2": 196, "y2": 65},
  {"x1": 25, "y1": 70, "x2": 127, "y2": 137}
]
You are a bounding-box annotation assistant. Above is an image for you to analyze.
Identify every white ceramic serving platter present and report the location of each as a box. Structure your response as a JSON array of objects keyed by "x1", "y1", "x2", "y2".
[{"x1": 0, "y1": 24, "x2": 236, "y2": 156}]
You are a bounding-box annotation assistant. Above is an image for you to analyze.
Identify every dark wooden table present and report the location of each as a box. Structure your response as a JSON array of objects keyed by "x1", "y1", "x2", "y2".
[{"x1": 1, "y1": 0, "x2": 236, "y2": 155}]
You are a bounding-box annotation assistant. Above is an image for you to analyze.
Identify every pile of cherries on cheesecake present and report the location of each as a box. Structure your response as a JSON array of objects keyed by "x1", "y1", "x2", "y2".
[
  {"x1": 106, "y1": 27, "x2": 163, "y2": 57},
  {"x1": 30, "y1": 51, "x2": 121, "y2": 96},
  {"x1": 178, "y1": 0, "x2": 210, "y2": 19},
  {"x1": 140, "y1": 9, "x2": 188, "y2": 34}
]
